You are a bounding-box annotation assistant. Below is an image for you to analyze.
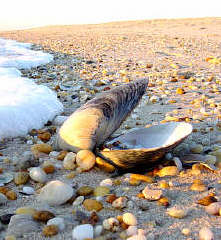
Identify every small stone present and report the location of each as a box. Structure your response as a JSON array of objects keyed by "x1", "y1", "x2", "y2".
[
  {"x1": 22, "y1": 186, "x2": 35, "y2": 195},
  {"x1": 190, "y1": 180, "x2": 207, "y2": 192},
  {"x1": 103, "y1": 218, "x2": 119, "y2": 232},
  {"x1": 0, "y1": 172, "x2": 13, "y2": 185},
  {"x1": 38, "y1": 131, "x2": 51, "y2": 142},
  {"x1": 112, "y1": 196, "x2": 128, "y2": 209},
  {"x1": 63, "y1": 152, "x2": 76, "y2": 170},
  {"x1": 167, "y1": 207, "x2": 187, "y2": 218},
  {"x1": 14, "y1": 172, "x2": 29, "y2": 185},
  {"x1": 0, "y1": 214, "x2": 14, "y2": 224},
  {"x1": 95, "y1": 157, "x2": 115, "y2": 172},
  {"x1": 127, "y1": 225, "x2": 138, "y2": 236},
  {"x1": 157, "y1": 166, "x2": 179, "y2": 177},
  {"x1": 190, "y1": 144, "x2": 204, "y2": 154},
  {"x1": 38, "y1": 180, "x2": 74, "y2": 205},
  {"x1": 205, "y1": 202, "x2": 221, "y2": 215},
  {"x1": 42, "y1": 162, "x2": 56, "y2": 174},
  {"x1": 122, "y1": 213, "x2": 137, "y2": 226},
  {"x1": 142, "y1": 186, "x2": 162, "y2": 200},
  {"x1": 57, "y1": 150, "x2": 68, "y2": 160},
  {"x1": 33, "y1": 210, "x2": 55, "y2": 222},
  {"x1": 198, "y1": 194, "x2": 217, "y2": 206},
  {"x1": 159, "y1": 180, "x2": 169, "y2": 189},
  {"x1": 199, "y1": 227, "x2": 214, "y2": 240},
  {"x1": 77, "y1": 186, "x2": 94, "y2": 196},
  {"x1": 47, "y1": 217, "x2": 65, "y2": 231},
  {"x1": 6, "y1": 190, "x2": 17, "y2": 200},
  {"x1": 7, "y1": 214, "x2": 39, "y2": 237},
  {"x1": 73, "y1": 196, "x2": 84, "y2": 206},
  {"x1": 157, "y1": 197, "x2": 170, "y2": 207},
  {"x1": 83, "y1": 199, "x2": 103, "y2": 212},
  {"x1": 0, "y1": 192, "x2": 7, "y2": 204},
  {"x1": 76, "y1": 150, "x2": 96, "y2": 171},
  {"x1": 65, "y1": 171, "x2": 76, "y2": 179},
  {"x1": 93, "y1": 186, "x2": 110, "y2": 197},
  {"x1": 72, "y1": 224, "x2": 94, "y2": 240},
  {"x1": 100, "y1": 178, "x2": 113, "y2": 187},
  {"x1": 29, "y1": 167, "x2": 47, "y2": 183},
  {"x1": 130, "y1": 174, "x2": 153, "y2": 183},
  {"x1": 176, "y1": 88, "x2": 185, "y2": 94},
  {"x1": 15, "y1": 207, "x2": 36, "y2": 216},
  {"x1": 106, "y1": 194, "x2": 117, "y2": 204},
  {"x1": 94, "y1": 225, "x2": 103, "y2": 237},
  {"x1": 31, "y1": 143, "x2": 52, "y2": 158},
  {"x1": 42, "y1": 225, "x2": 59, "y2": 237},
  {"x1": 182, "y1": 228, "x2": 190, "y2": 236}
]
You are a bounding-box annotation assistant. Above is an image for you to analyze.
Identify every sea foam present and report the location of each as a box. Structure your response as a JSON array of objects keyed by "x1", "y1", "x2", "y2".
[{"x1": 0, "y1": 38, "x2": 63, "y2": 140}]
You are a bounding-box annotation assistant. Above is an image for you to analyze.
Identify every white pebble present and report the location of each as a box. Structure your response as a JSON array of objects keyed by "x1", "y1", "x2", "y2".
[
  {"x1": 205, "y1": 202, "x2": 221, "y2": 215},
  {"x1": 72, "y1": 224, "x2": 94, "y2": 240},
  {"x1": 29, "y1": 167, "x2": 47, "y2": 183},
  {"x1": 49, "y1": 151, "x2": 60, "y2": 158},
  {"x1": 103, "y1": 218, "x2": 119, "y2": 232},
  {"x1": 100, "y1": 178, "x2": 113, "y2": 187},
  {"x1": 22, "y1": 186, "x2": 35, "y2": 195},
  {"x1": 47, "y1": 217, "x2": 65, "y2": 231},
  {"x1": 123, "y1": 213, "x2": 137, "y2": 226},
  {"x1": 142, "y1": 186, "x2": 162, "y2": 200},
  {"x1": 127, "y1": 226, "x2": 138, "y2": 236},
  {"x1": 73, "y1": 196, "x2": 84, "y2": 206},
  {"x1": 38, "y1": 180, "x2": 74, "y2": 206},
  {"x1": 199, "y1": 227, "x2": 214, "y2": 240},
  {"x1": 26, "y1": 140, "x2": 33, "y2": 145},
  {"x1": 112, "y1": 197, "x2": 128, "y2": 209},
  {"x1": 63, "y1": 152, "x2": 76, "y2": 170}
]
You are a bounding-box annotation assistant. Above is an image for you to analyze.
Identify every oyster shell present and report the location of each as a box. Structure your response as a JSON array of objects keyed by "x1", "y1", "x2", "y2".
[{"x1": 99, "y1": 122, "x2": 192, "y2": 169}]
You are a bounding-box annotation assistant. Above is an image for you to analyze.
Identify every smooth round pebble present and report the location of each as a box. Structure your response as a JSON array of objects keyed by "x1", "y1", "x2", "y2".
[
  {"x1": 205, "y1": 202, "x2": 221, "y2": 215},
  {"x1": 167, "y1": 207, "x2": 186, "y2": 218},
  {"x1": 100, "y1": 178, "x2": 113, "y2": 187},
  {"x1": 47, "y1": 217, "x2": 65, "y2": 231},
  {"x1": 29, "y1": 167, "x2": 47, "y2": 183},
  {"x1": 103, "y1": 218, "x2": 119, "y2": 232},
  {"x1": 190, "y1": 143, "x2": 203, "y2": 153},
  {"x1": 42, "y1": 225, "x2": 59, "y2": 237},
  {"x1": 73, "y1": 196, "x2": 84, "y2": 206},
  {"x1": 22, "y1": 186, "x2": 35, "y2": 195},
  {"x1": 127, "y1": 225, "x2": 138, "y2": 236},
  {"x1": 94, "y1": 225, "x2": 103, "y2": 237},
  {"x1": 38, "y1": 180, "x2": 74, "y2": 205},
  {"x1": 123, "y1": 213, "x2": 137, "y2": 226},
  {"x1": 199, "y1": 227, "x2": 214, "y2": 240},
  {"x1": 14, "y1": 172, "x2": 29, "y2": 185},
  {"x1": 142, "y1": 186, "x2": 162, "y2": 200},
  {"x1": 72, "y1": 224, "x2": 94, "y2": 240},
  {"x1": 15, "y1": 207, "x2": 36, "y2": 216},
  {"x1": 63, "y1": 152, "x2": 76, "y2": 170},
  {"x1": 76, "y1": 150, "x2": 96, "y2": 171},
  {"x1": 182, "y1": 228, "x2": 190, "y2": 236},
  {"x1": 157, "y1": 166, "x2": 179, "y2": 177},
  {"x1": 112, "y1": 196, "x2": 128, "y2": 209}
]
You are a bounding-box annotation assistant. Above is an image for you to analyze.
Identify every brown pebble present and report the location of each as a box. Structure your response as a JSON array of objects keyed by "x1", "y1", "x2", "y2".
[
  {"x1": 31, "y1": 144, "x2": 52, "y2": 158},
  {"x1": 5, "y1": 190, "x2": 17, "y2": 200},
  {"x1": 14, "y1": 171, "x2": 29, "y2": 185},
  {"x1": 33, "y1": 210, "x2": 55, "y2": 222},
  {"x1": 95, "y1": 157, "x2": 115, "y2": 173},
  {"x1": 42, "y1": 225, "x2": 58, "y2": 237},
  {"x1": 42, "y1": 164, "x2": 55, "y2": 174},
  {"x1": 106, "y1": 194, "x2": 117, "y2": 204},
  {"x1": 77, "y1": 186, "x2": 94, "y2": 196},
  {"x1": 190, "y1": 180, "x2": 207, "y2": 192},
  {"x1": 158, "y1": 197, "x2": 170, "y2": 207},
  {"x1": 130, "y1": 174, "x2": 153, "y2": 183},
  {"x1": 57, "y1": 150, "x2": 68, "y2": 160},
  {"x1": 83, "y1": 199, "x2": 103, "y2": 212},
  {"x1": 0, "y1": 186, "x2": 9, "y2": 194},
  {"x1": 198, "y1": 194, "x2": 217, "y2": 206},
  {"x1": 38, "y1": 131, "x2": 51, "y2": 142},
  {"x1": 176, "y1": 88, "x2": 185, "y2": 94}
]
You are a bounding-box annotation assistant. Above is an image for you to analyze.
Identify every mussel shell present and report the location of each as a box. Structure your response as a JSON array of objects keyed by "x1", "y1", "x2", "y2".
[{"x1": 99, "y1": 122, "x2": 192, "y2": 169}]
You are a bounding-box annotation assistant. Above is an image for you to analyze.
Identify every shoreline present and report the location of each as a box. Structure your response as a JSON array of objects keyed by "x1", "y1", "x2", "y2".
[{"x1": 0, "y1": 17, "x2": 221, "y2": 239}]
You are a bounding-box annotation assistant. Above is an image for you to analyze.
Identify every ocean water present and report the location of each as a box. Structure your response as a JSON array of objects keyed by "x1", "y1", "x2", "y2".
[{"x1": 0, "y1": 38, "x2": 63, "y2": 140}]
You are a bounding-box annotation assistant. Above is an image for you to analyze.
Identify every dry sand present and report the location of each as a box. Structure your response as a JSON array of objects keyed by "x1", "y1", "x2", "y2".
[{"x1": 0, "y1": 18, "x2": 221, "y2": 239}]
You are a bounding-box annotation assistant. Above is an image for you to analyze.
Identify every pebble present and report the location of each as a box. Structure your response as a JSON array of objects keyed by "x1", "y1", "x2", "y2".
[
  {"x1": 83, "y1": 199, "x2": 103, "y2": 212},
  {"x1": 0, "y1": 214, "x2": 14, "y2": 224},
  {"x1": 167, "y1": 207, "x2": 187, "y2": 218},
  {"x1": 42, "y1": 225, "x2": 59, "y2": 237},
  {"x1": 112, "y1": 196, "x2": 128, "y2": 209},
  {"x1": 57, "y1": 150, "x2": 68, "y2": 160},
  {"x1": 53, "y1": 115, "x2": 68, "y2": 125},
  {"x1": 22, "y1": 186, "x2": 35, "y2": 195},
  {"x1": 0, "y1": 193, "x2": 8, "y2": 205},
  {"x1": 14, "y1": 172, "x2": 29, "y2": 185},
  {"x1": 197, "y1": 194, "x2": 217, "y2": 206},
  {"x1": 72, "y1": 224, "x2": 94, "y2": 240},
  {"x1": 157, "y1": 166, "x2": 179, "y2": 177},
  {"x1": 190, "y1": 143, "x2": 204, "y2": 153},
  {"x1": 7, "y1": 214, "x2": 39, "y2": 237},
  {"x1": 190, "y1": 179, "x2": 207, "y2": 192},
  {"x1": 94, "y1": 225, "x2": 103, "y2": 237},
  {"x1": 199, "y1": 227, "x2": 214, "y2": 240},
  {"x1": 142, "y1": 186, "x2": 162, "y2": 200},
  {"x1": 127, "y1": 225, "x2": 138, "y2": 236},
  {"x1": 63, "y1": 152, "x2": 77, "y2": 170},
  {"x1": 47, "y1": 217, "x2": 65, "y2": 231},
  {"x1": 38, "y1": 180, "x2": 74, "y2": 205},
  {"x1": 93, "y1": 186, "x2": 110, "y2": 197},
  {"x1": 122, "y1": 213, "x2": 137, "y2": 226},
  {"x1": 157, "y1": 197, "x2": 170, "y2": 207},
  {"x1": 33, "y1": 210, "x2": 55, "y2": 222},
  {"x1": 205, "y1": 202, "x2": 221, "y2": 215},
  {"x1": 15, "y1": 207, "x2": 36, "y2": 216},
  {"x1": 31, "y1": 143, "x2": 52, "y2": 158},
  {"x1": 95, "y1": 157, "x2": 115, "y2": 172},
  {"x1": 6, "y1": 190, "x2": 17, "y2": 200},
  {"x1": 29, "y1": 167, "x2": 47, "y2": 183},
  {"x1": 42, "y1": 161, "x2": 56, "y2": 174},
  {"x1": 182, "y1": 228, "x2": 190, "y2": 236},
  {"x1": 0, "y1": 172, "x2": 13, "y2": 185},
  {"x1": 76, "y1": 150, "x2": 96, "y2": 171},
  {"x1": 77, "y1": 186, "x2": 94, "y2": 196},
  {"x1": 73, "y1": 196, "x2": 84, "y2": 206},
  {"x1": 103, "y1": 217, "x2": 119, "y2": 232},
  {"x1": 49, "y1": 151, "x2": 60, "y2": 158},
  {"x1": 100, "y1": 178, "x2": 113, "y2": 187},
  {"x1": 130, "y1": 174, "x2": 153, "y2": 183},
  {"x1": 159, "y1": 180, "x2": 169, "y2": 189}
]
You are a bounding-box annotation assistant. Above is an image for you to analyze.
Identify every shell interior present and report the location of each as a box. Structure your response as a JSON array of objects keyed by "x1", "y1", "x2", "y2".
[{"x1": 106, "y1": 122, "x2": 192, "y2": 150}]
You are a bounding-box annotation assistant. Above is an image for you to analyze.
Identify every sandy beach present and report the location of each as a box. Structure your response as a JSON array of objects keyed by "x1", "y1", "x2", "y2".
[{"x1": 0, "y1": 17, "x2": 221, "y2": 239}]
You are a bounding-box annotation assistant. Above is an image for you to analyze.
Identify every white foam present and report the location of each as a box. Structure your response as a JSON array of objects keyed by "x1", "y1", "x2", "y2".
[{"x1": 0, "y1": 38, "x2": 63, "y2": 140}]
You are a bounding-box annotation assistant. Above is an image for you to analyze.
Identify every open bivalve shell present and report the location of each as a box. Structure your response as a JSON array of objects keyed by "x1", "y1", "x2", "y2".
[{"x1": 99, "y1": 122, "x2": 192, "y2": 169}]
